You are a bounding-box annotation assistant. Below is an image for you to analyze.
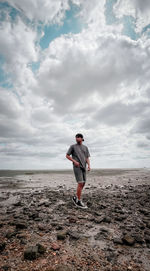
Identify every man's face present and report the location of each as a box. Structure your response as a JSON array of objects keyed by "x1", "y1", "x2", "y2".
[{"x1": 75, "y1": 136, "x2": 83, "y2": 143}]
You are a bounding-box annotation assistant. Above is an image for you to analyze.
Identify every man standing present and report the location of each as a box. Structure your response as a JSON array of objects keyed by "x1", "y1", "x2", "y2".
[{"x1": 66, "y1": 133, "x2": 91, "y2": 209}]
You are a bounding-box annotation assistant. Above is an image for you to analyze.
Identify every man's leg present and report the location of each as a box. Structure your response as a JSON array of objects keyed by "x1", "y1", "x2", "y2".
[{"x1": 76, "y1": 182, "x2": 85, "y2": 200}]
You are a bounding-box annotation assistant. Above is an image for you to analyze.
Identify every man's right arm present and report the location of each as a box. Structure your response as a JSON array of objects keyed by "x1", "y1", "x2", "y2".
[
  {"x1": 66, "y1": 145, "x2": 80, "y2": 167},
  {"x1": 66, "y1": 154, "x2": 76, "y2": 164}
]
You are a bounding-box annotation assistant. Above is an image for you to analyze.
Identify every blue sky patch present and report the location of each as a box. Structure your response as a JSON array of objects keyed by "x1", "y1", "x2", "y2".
[{"x1": 39, "y1": 3, "x2": 82, "y2": 49}]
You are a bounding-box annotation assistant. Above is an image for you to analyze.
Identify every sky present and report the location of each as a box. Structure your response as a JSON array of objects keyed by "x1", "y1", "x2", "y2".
[{"x1": 0, "y1": 0, "x2": 150, "y2": 170}]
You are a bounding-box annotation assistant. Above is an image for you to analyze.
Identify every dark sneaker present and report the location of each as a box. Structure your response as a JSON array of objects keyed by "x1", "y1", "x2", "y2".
[
  {"x1": 76, "y1": 199, "x2": 88, "y2": 209},
  {"x1": 72, "y1": 195, "x2": 78, "y2": 206}
]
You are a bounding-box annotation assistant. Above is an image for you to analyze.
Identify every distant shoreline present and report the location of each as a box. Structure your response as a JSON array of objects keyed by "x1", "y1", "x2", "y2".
[{"x1": 0, "y1": 167, "x2": 149, "y2": 177}]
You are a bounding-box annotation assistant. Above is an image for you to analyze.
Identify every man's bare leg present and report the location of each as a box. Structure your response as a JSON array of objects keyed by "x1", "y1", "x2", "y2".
[{"x1": 76, "y1": 182, "x2": 85, "y2": 200}]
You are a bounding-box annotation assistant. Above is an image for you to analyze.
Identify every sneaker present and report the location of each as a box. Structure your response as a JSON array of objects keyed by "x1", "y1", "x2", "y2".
[
  {"x1": 72, "y1": 195, "x2": 78, "y2": 206},
  {"x1": 76, "y1": 199, "x2": 88, "y2": 209}
]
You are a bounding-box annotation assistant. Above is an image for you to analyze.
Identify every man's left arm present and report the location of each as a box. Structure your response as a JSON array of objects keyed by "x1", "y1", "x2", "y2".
[{"x1": 86, "y1": 147, "x2": 91, "y2": 171}]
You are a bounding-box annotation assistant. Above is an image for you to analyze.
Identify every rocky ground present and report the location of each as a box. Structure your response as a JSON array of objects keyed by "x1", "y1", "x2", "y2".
[{"x1": 0, "y1": 168, "x2": 150, "y2": 271}]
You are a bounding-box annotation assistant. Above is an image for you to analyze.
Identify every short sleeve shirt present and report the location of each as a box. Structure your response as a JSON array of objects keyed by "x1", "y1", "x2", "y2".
[{"x1": 66, "y1": 143, "x2": 90, "y2": 169}]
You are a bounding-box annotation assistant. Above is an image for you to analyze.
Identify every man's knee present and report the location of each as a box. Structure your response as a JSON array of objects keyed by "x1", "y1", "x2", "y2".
[
  {"x1": 78, "y1": 182, "x2": 83, "y2": 187},
  {"x1": 78, "y1": 182, "x2": 85, "y2": 188}
]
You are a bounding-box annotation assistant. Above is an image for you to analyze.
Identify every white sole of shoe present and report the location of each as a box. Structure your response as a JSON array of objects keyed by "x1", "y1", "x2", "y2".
[
  {"x1": 72, "y1": 198, "x2": 88, "y2": 209},
  {"x1": 72, "y1": 197, "x2": 78, "y2": 207}
]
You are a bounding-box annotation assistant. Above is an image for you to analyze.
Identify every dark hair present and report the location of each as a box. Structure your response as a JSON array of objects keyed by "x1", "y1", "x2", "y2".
[{"x1": 75, "y1": 133, "x2": 84, "y2": 141}]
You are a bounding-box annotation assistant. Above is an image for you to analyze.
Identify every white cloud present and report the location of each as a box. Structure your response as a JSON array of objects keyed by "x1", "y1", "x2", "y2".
[
  {"x1": 0, "y1": 0, "x2": 150, "y2": 169},
  {"x1": 114, "y1": 0, "x2": 150, "y2": 33},
  {"x1": 6, "y1": 0, "x2": 71, "y2": 25}
]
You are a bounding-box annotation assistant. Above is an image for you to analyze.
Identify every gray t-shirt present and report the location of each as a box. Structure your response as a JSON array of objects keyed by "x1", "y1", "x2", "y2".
[{"x1": 66, "y1": 143, "x2": 90, "y2": 169}]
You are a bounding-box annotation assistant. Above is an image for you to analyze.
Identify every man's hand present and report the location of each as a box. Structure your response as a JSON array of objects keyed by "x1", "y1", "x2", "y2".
[
  {"x1": 87, "y1": 165, "x2": 91, "y2": 171},
  {"x1": 86, "y1": 157, "x2": 90, "y2": 171},
  {"x1": 73, "y1": 161, "x2": 80, "y2": 167},
  {"x1": 66, "y1": 154, "x2": 80, "y2": 167}
]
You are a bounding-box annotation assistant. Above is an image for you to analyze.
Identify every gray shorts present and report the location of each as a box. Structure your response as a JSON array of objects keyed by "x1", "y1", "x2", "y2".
[{"x1": 73, "y1": 166, "x2": 86, "y2": 183}]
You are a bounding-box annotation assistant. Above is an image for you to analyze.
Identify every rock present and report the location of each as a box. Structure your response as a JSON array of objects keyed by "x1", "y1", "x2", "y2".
[
  {"x1": 51, "y1": 221, "x2": 58, "y2": 227},
  {"x1": 115, "y1": 215, "x2": 127, "y2": 221},
  {"x1": 146, "y1": 221, "x2": 150, "y2": 229},
  {"x1": 38, "y1": 223, "x2": 47, "y2": 231},
  {"x1": 13, "y1": 200, "x2": 22, "y2": 206},
  {"x1": 94, "y1": 228, "x2": 108, "y2": 240},
  {"x1": 122, "y1": 234, "x2": 135, "y2": 246},
  {"x1": 16, "y1": 233, "x2": 26, "y2": 239},
  {"x1": 28, "y1": 211, "x2": 39, "y2": 219},
  {"x1": 1, "y1": 264, "x2": 10, "y2": 270},
  {"x1": 139, "y1": 208, "x2": 149, "y2": 215},
  {"x1": 0, "y1": 242, "x2": 6, "y2": 252},
  {"x1": 103, "y1": 216, "x2": 111, "y2": 223},
  {"x1": 68, "y1": 217, "x2": 77, "y2": 223},
  {"x1": 145, "y1": 235, "x2": 150, "y2": 244},
  {"x1": 51, "y1": 242, "x2": 61, "y2": 251},
  {"x1": 24, "y1": 245, "x2": 38, "y2": 260},
  {"x1": 5, "y1": 230, "x2": 17, "y2": 239},
  {"x1": 20, "y1": 238, "x2": 27, "y2": 245},
  {"x1": 38, "y1": 199, "x2": 49, "y2": 207},
  {"x1": 68, "y1": 231, "x2": 80, "y2": 240},
  {"x1": 94, "y1": 216, "x2": 104, "y2": 224},
  {"x1": 15, "y1": 220, "x2": 28, "y2": 230},
  {"x1": 56, "y1": 224, "x2": 64, "y2": 230},
  {"x1": 113, "y1": 237, "x2": 123, "y2": 244},
  {"x1": 24, "y1": 242, "x2": 46, "y2": 260},
  {"x1": 57, "y1": 230, "x2": 68, "y2": 240},
  {"x1": 36, "y1": 243, "x2": 46, "y2": 254},
  {"x1": 54, "y1": 264, "x2": 72, "y2": 271},
  {"x1": 134, "y1": 235, "x2": 144, "y2": 244}
]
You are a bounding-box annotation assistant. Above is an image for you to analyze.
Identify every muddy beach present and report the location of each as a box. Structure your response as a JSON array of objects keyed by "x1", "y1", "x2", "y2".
[{"x1": 0, "y1": 168, "x2": 150, "y2": 271}]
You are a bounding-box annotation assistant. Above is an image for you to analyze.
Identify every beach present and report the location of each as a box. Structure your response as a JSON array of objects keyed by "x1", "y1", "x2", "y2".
[{"x1": 0, "y1": 168, "x2": 150, "y2": 271}]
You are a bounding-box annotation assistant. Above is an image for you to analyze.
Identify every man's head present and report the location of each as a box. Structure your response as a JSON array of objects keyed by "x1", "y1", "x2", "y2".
[{"x1": 75, "y1": 133, "x2": 84, "y2": 144}]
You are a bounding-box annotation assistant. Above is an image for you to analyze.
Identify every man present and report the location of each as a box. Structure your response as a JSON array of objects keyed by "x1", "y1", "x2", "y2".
[{"x1": 66, "y1": 133, "x2": 91, "y2": 209}]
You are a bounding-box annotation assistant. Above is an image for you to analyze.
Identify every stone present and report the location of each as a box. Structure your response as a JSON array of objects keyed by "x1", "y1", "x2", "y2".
[
  {"x1": 103, "y1": 216, "x2": 111, "y2": 223},
  {"x1": 54, "y1": 264, "x2": 72, "y2": 271},
  {"x1": 5, "y1": 230, "x2": 17, "y2": 239},
  {"x1": 1, "y1": 265, "x2": 10, "y2": 270},
  {"x1": 68, "y1": 231, "x2": 80, "y2": 240},
  {"x1": 115, "y1": 215, "x2": 127, "y2": 221},
  {"x1": 68, "y1": 217, "x2": 76, "y2": 223},
  {"x1": 24, "y1": 245, "x2": 38, "y2": 260},
  {"x1": 51, "y1": 242, "x2": 61, "y2": 251},
  {"x1": 15, "y1": 220, "x2": 28, "y2": 230},
  {"x1": 94, "y1": 217, "x2": 104, "y2": 224},
  {"x1": 56, "y1": 224, "x2": 64, "y2": 230},
  {"x1": 36, "y1": 243, "x2": 46, "y2": 254},
  {"x1": 38, "y1": 223, "x2": 47, "y2": 231},
  {"x1": 122, "y1": 234, "x2": 135, "y2": 246},
  {"x1": 0, "y1": 242, "x2": 6, "y2": 252},
  {"x1": 134, "y1": 235, "x2": 144, "y2": 244},
  {"x1": 29, "y1": 211, "x2": 39, "y2": 219},
  {"x1": 113, "y1": 237, "x2": 123, "y2": 244},
  {"x1": 57, "y1": 230, "x2": 68, "y2": 240},
  {"x1": 145, "y1": 235, "x2": 150, "y2": 244},
  {"x1": 13, "y1": 200, "x2": 22, "y2": 206}
]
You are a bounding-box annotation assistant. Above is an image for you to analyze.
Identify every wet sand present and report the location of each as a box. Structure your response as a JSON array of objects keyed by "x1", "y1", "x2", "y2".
[{"x1": 0, "y1": 168, "x2": 150, "y2": 271}]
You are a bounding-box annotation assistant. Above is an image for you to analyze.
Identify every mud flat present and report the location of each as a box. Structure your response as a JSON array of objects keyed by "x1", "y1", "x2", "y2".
[{"x1": 0, "y1": 168, "x2": 150, "y2": 271}]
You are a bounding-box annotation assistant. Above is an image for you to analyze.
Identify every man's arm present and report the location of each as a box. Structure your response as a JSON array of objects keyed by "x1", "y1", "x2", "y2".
[
  {"x1": 66, "y1": 154, "x2": 79, "y2": 165},
  {"x1": 86, "y1": 146, "x2": 91, "y2": 171},
  {"x1": 66, "y1": 145, "x2": 80, "y2": 167},
  {"x1": 86, "y1": 157, "x2": 91, "y2": 171}
]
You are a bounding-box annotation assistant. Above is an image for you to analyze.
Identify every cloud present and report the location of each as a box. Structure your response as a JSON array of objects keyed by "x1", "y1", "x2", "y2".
[
  {"x1": 33, "y1": 32, "x2": 149, "y2": 118},
  {"x1": 131, "y1": 118, "x2": 150, "y2": 135},
  {"x1": 114, "y1": 0, "x2": 150, "y2": 33},
  {"x1": 5, "y1": 0, "x2": 72, "y2": 25},
  {"x1": 0, "y1": 0, "x2": 150, "y2": 169},
  {"x1": 90, "y1": 100, "x2": 149, "y2": 127}
]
